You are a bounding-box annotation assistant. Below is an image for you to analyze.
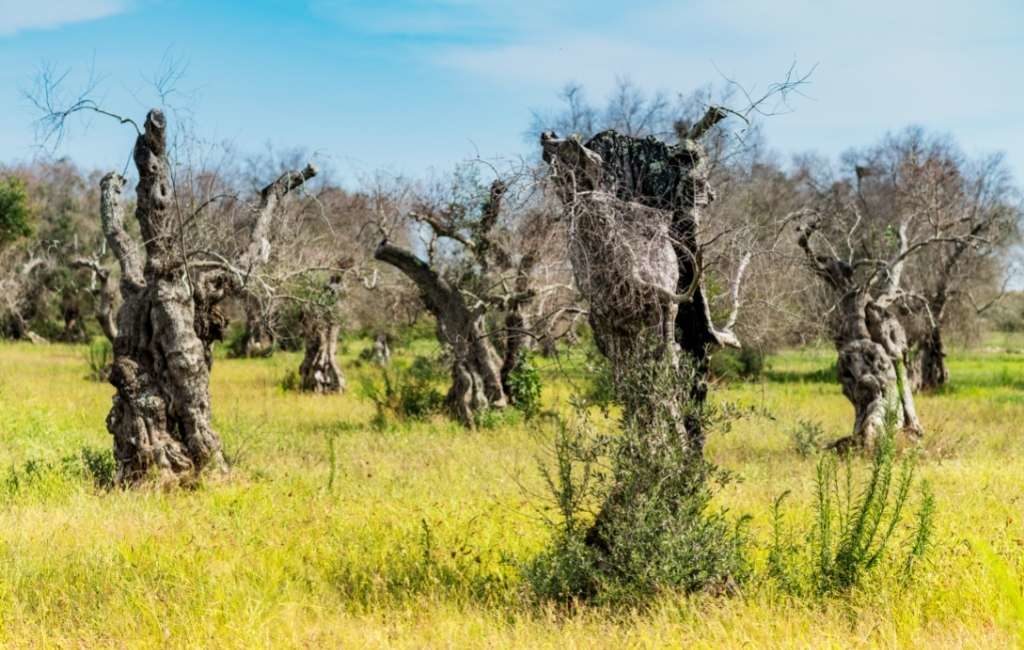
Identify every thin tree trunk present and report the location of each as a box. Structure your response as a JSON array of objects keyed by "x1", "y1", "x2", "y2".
[
  {"x1": 916, "y1": 326, "x2": 948, "y2": 391},
  {"x1": 242, "y1": 297, "x2": 274, "y2": 357}
]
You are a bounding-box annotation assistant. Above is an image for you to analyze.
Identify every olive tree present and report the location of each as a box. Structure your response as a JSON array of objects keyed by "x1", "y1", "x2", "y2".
[{"x1": 370, "y1": 165, "x2": 558, "y2": 425}]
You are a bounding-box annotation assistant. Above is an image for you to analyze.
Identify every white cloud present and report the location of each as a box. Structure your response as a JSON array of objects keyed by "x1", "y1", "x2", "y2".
[{"x1": 0, "y1": 0, "x2": 129, "y2": 37}]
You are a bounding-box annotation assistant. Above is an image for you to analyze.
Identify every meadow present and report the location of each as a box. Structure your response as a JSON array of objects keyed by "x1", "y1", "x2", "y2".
[{"x1": 0, "y1": 335, "x2": 1022, "y2": 648}]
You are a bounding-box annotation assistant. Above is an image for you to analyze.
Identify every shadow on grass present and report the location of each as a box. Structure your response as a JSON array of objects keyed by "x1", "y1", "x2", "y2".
[{"x1": 763, "y1": 364, "x2": 837, "y2": 385}]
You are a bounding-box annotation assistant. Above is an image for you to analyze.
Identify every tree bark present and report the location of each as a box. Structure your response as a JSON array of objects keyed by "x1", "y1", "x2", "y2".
[
  {"x1": 242, "y1": 299, "x2": 274, "y2": 357},
  {"x1": 374, "y1": 242, "x2": 506, "y2": 425},
  {"x1": 103, "y1": 111, "x2": 225, "y2": 485},
  {"x1": 541, "y1": 116, "x2": 737, "y2": 557},
  {"x1": 299, "y1": 322, "x2": 344, "y2": 393},
  {"x1": 541, "y1": 125, "x2": 736, "y2": 454},
  {"x1": 798, "y1": 220, "x2": 923, "y2": 449},
  {"x1": 914, "y1": 326, "x2": 948, "y2": 391}
]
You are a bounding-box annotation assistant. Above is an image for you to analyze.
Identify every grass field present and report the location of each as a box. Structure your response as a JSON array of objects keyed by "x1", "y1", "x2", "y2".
[{"x1": 0, "y1": 335, "x2": 1022, "y2": 648}]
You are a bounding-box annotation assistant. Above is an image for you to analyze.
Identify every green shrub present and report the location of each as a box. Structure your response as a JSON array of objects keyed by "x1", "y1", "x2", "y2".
[
  {"x1": 768, "y1": 410, "x2": 935, "y2": 595},
  {"x1": 279, "y1": 369, "x2": 301, "y2": 392},
  {"x1": 79, "y1": 446, "x2": 116, "y2": 490},
  {"x1": 83, "y1": 338, "x2": 113, "y2": 382},
  {"x1": 224, "y1": 322, "x2": 249, "y2": 359},
  {"x1": 358, "y1": 357, "x2": 445, "y2": 429},
  {"x1": 710, "y1": 347, "x2": 766, "y2": 382},
  {"x1": 0, "y1": 176, "x2": 32, "y2": 246},
  {"x1": 790, "y1": 418, "x2": 826, "y2": 458},
  {"x1": 506, "y1": 352, "x2": 542, "y2": 419},
  {"x1": 526, "y1": 351, "x2": 750, "y2": 606},
  {"x1": 3, "y1": 446, "x2": 116, "y2": 501}
]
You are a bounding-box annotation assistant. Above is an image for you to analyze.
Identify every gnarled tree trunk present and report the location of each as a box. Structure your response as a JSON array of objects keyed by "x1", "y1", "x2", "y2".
[
  {"x1": 300, "y1": 322, "x2": 344, "y2": 393},
  {"x1": 242, "y1": 296, "x2": 274, "y2": 357},
  {"x1": 102, "y1": 112, "x2": 225, "y2": 485},
  {"x1": 100, "y1": 110, "x2": 315, "y2": 485},
  {"x1": 541, "y1": 118, "x2": 737, "y2": 454},
  {"x1": 798, "y1": 221, "x2": 923, "y2": 449},
  {"x1": 374, "y1": 242, "x2": 506, "y2": 425},
  {"x1": 541, "y1": 113, "x2": 745, "y2": 558}
]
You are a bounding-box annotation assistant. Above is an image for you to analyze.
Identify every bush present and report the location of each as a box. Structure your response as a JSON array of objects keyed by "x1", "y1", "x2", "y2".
[
  {"x1": 790, "y1": 419, "x2": 826, "y2": 458},
  {"x1": 358, "y1": 357, "x2": 445, "y2": 429},
  {"x1": 768, "y1": 410, "x2": 935, "y2": 595},
  {"x1": 506, "y1": 352, "x2": 542, "y2": 419},
  {"x1": 3, "y1": 446, "x2": 116, "y2": 501},
  {"x1": 279, "y1": 369, "x2": 301, "y2": 392},
  {"x1": 0, "y1": 176, "x2": 32, "y2": 246},
  {"x1": 83, "y1": 338, "x2": 113, "y2": 382},
  {"x1": 79, "y1": 446, "x2": 116, "y2": 490},
  {"x1": 526, "y1": 411, "x2": 749, "y2": 606},
  {"x1": 223, "y1": 322, "x2": 250, "y2": 359},
  {"x1": 710, "y1": 347, "x2": 766, "y2": 382},
  {"x1": 526, "y1": 352, "x2": 750, "y2": 606}
]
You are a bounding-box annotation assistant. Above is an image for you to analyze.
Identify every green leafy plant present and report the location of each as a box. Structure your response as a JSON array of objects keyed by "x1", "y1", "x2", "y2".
[
  {"x1": 78, "y1": 446, "x2": 116, "y2": 490},
  {"x1": 0, "y1": 176, "x2": 32, "y2": 247},
  {"x1": 358, "y1": 357, "x2": 445, "y2": 429},
  {"x1": 506, "y1": 352, "x2": 542, "y2": 419},
  {"x1": 83, "y1": 338, "x2": 113, "y2": 382},
  {"x1": 710, "y1": 347, "x2": 766, "y2": 381},
  {"x1": 526, "y1": 351, "x2": 750, "y2": 606},
  {"x1": 790, "y1": 418, "x2": 826, "y2": 458},
  {"x1": 279, "y1": 368, "x2": 301, "y2": 392},
  {"x1": 768, "y1": 410, "x2": 935, "y2": 595}
]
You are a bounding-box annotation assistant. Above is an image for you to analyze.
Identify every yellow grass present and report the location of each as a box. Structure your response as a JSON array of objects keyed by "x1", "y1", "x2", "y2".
[{"x1": 0, "y1": 337, "x2": 1021, "y2": 648}]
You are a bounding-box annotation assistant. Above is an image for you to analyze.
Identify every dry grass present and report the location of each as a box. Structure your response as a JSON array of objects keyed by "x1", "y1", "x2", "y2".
[{"x1": 0, "y1": 336, "x2": 1021, "y2": 648}]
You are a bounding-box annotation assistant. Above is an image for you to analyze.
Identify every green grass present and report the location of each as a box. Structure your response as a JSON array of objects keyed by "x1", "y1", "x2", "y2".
[{"x1": 0, "y1": 336, "x2": 1022, "y2": 647}]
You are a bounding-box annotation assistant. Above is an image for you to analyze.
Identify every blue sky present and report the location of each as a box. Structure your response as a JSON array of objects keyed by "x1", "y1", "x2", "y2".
[{"x1": 0, "y1": 0, "x2": 1021, "y2": 183}]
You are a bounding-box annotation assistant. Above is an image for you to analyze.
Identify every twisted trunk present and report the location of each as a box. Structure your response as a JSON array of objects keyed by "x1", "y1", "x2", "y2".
[
  {"x1": 834, "y1": 303, "x2": 921, "y2": 449},
  {"x1": 242, "y1": 297, "x2": 274, "y2": 357},
  {"x1": 798, "y1": 222, "x2": 922, "y2": 449},
  {"x1": 103, "y1": 112, "x2": 225, "y2": 485},
  {"x1": 542, "y1": 118, "x2": 741, "y2": 556},
  {"x1": 374, "y1": 242, "x2": 506, "y2": 425},
  {"x1": 541, "y1": 124, "x2": 734, "y2": 454},
  {"x1": 299, "y1": 322, "x2": 344, "y2": 393}
]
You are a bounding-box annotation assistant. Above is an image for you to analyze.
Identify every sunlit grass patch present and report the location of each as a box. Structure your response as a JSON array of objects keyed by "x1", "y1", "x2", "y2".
[{"x1": 0, "y1": 338, "x2": 1021, "y2": 647}]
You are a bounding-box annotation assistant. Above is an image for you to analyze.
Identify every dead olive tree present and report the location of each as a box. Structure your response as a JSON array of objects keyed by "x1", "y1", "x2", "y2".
[
  {"x1": 371, "y1": 167, "x2": 546, "y2": 425},
  {"x1": 535, "y1": 88, "x2": 807, "y2": 585},
  {"x1": 296, "y1": 273, "x2": 346, "y2": 393},
  {"x1": 882, "y1": 131, "x2": 1022, "y2": 390},
  {"x1": 796, "y1": 130, "x2": 1020, "y2": 445},
  {"x1": 795, "y1": 206, "x2": 922, "y2": 449},
  {"x1": 77, "y1": 110, "x2": 317, "y2": 484},
  {"x1": 262, "y1": 179, "x2": 375, "y2": 395},
  {"x1": 541, "y1": 108, "x2": 748, "y2": 451}
]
